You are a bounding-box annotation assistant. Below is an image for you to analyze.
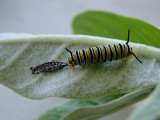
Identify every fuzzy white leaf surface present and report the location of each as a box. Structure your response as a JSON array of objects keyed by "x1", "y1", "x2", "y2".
[{"x1": 0, "y1": 34, "x2": 160, "y2": 99}]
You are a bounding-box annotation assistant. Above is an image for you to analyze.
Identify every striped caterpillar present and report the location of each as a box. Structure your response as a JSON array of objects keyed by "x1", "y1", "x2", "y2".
[{"x1": 30, "y1": 30, "x2": 142, "y2": 74}]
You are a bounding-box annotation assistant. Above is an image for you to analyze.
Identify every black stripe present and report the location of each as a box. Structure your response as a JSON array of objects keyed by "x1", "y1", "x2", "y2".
[
  {"x1": 89, "y1": 48, "x2": 93, "y2": 63},
  {"x1": 79, "y1": 51, "x2": 83, "y2": 64},
  {"x1": 76, "y1": 51, "x2": 81, "y2": 65},
  {"x1": 91, "y1": 48, "x2": 95, "y2": 63},
  {"x1": 114, "y1": 45, "x2": 118, "y2": 60},
  {"x1": 123, "y1": 45, "x2": 126, "y2": 57},
  {"x1": 108, "y1": 45, "x2": 113, "y2": 61},
  {"x1": 99, "y1": 47, "x2": 103, "y2": 61},
  {"x1": 103, "y1": 46, "x2": 107, "y2": 62},
  {"x1": 96, "y1": 47, "x2": 100, "y2": 62},
  {"x1": 125, "y1": 43, "x2": 130, "y2": 56},
  {"x1": 123, "y1": 44, "x2": 127, "y2": 57},
  {"x1": 86, "y1": 49, "x2": 90, "y2": 63},
  {"x1": 116, "y1": 45, "x2": 119, "y2": 59},
  {"x1": 82, "y1": 49, "x2": 87, "y2": 64},
  {"x1": 71, "y1": 53, "x2": 76, "y2": 65},
  {"x1": 118, "y1": 44, "x2": 123, "y2": 59},
  {"x1": 84, "y1": 50, "x2": 88, "y2": 64}
]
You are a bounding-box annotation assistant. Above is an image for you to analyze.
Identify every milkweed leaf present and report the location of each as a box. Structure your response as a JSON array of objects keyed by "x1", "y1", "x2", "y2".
[
  {"x1": 0, "y1": 34, "x2": 159, "y2": 99},
  {"x1": 37, "y1": 88, "x2": 152, "y2": 120}
]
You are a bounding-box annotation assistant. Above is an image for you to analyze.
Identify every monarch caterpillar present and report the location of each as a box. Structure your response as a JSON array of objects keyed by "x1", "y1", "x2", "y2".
[{"x1": 30, "y1": 30, "x2": 142, "y2": 74}]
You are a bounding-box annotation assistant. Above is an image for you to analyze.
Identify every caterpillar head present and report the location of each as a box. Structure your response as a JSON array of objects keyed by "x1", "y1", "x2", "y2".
[
  {"x1": 127, "y1": 47, "x2": 135, "y2": 59},
  {"x1": 128, "y1": 47, "x2": 142, "y2": 63}
]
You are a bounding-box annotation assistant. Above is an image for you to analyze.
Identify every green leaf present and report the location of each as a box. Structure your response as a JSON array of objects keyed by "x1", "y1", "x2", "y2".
[
  {"x1": 128, "y1": 84, "x2": 160, "y2": 120},
  {"x1": 37, "y1": 87, "x2": 153, "y2": 120},
  {"x1": 0, "y1": 34, "x2": 160, "y2": 99},
  {"x1": 72, "y1": 10, "x2": 160, "y2": 48}
]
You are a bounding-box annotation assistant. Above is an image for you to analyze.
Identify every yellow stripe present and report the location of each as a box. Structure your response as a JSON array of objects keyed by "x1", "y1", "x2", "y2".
[
  {"x1": 99, "y1": 46, "x2": 104, "y2": 62},
  {"x1": 73, "y1": 52, "x2": 78, "y2": 65},
  {"x1": 68, "y1": 56, "x2": 72, "y2": 64},
  {"x1": 123, "y1": 44, "x2": 127, "y2": 57},
  {"x1": 93, "y1": 47, "x2": 98, "y2": 63},
  {"x1": 86, "y1": 49, "x2": 91, "y2": 64},
  {"x1": 111, "y1": 45, "x2": 114, "y2": 60},
  {"x1": 117, "y1": 44, "x2": 121, "y2": 59},
  {"x1": 66, "y1": 56, "x2": 75, "y2": 69},
  {"x1": 106, "y1": 46, "x2": 110, "y2": 61},
  {"x1": 79, "y1": 50, "x2": 85, "y2": 66}
]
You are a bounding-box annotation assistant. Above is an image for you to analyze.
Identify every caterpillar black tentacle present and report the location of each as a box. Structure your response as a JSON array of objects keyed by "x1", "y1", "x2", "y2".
[
  {"x1": 130, "y1": 52, "x2": 142, "y2": 63},
  {"x1": 30, "y1": 29, "x2": 142, "y2": 74},
  {"x1": 65, "y1": 47, "x2": 72, "y2": 54},
  {"x1": 126, "y1": 29, "x2": 130, "y2": 45}
]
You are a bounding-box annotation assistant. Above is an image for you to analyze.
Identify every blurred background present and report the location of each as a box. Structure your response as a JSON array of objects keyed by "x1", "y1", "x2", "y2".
[{"x1": 0, "y1": 0, "x2": 159, "y2": 120}]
